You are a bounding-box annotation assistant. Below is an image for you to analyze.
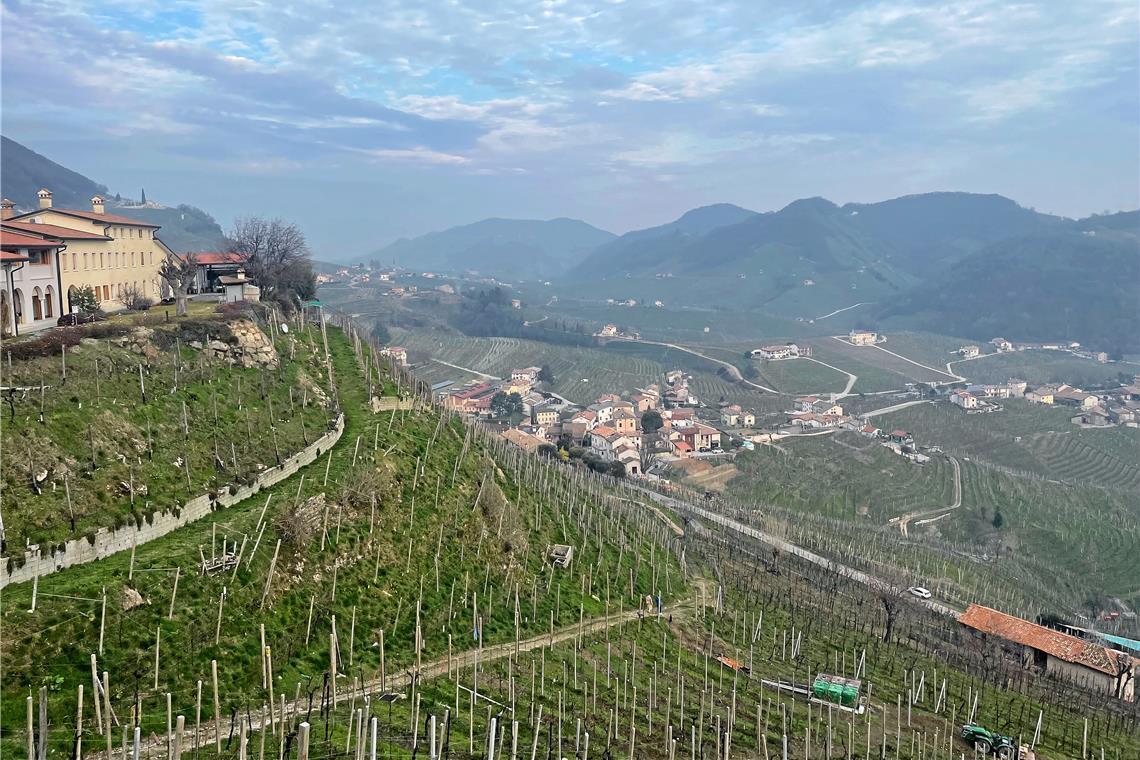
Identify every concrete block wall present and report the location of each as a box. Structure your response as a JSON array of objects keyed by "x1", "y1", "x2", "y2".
[{"x1": 1, "y1": 414, "x2": 344, "y2": 589}]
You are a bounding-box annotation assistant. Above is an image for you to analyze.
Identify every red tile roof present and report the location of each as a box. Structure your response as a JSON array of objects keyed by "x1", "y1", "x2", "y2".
[
  {"x1": 2, "y1": 221, "x2": 112, "y2": 240},
  {"x1": 959, "y1": 605, "x2": 1122, "y2": 676},
  {"x1": 12, "y1": 207, "x2": 160, "y2": 227},
  {"x1": 1, "y1": 230, "x2": 64, "y2": 248},
  {"x1": 1, "y1": 250, "x2": 30, "y2": 262},
  {"x1": 181, "y1": 252, "x2": 244, "y2": 265}
]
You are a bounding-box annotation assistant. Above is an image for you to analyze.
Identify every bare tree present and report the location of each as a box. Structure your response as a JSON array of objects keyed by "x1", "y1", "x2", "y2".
[
  {"x1": 1112, "y1": 652, "x2": 1134, "y2": 700},
  {"x1": 880, "y1": 592, "x2": 899, "y2": 643},
  {"x1": 118, "y1": 284, "x2": 153, "y2": 311},
  {"x1": 227, "y1": 217, "x2": 316, "y2": 310},
  {"x1": 158, "y1": 253, "x2": 199, "y2": 316}
]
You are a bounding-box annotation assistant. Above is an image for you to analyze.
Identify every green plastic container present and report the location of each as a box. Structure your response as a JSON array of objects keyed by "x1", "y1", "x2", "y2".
[{"x1": 841, "y1": 685, "x2": 858, "y2": 706}]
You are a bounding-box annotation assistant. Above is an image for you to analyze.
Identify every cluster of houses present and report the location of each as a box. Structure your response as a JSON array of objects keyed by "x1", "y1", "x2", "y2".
[
  {"x1": 436, "y1": 362, "x2": 741, "y2": 476},
  {"x1": 940, "y1": 376, "x2": 1140, "y2": 427},
  {"x1": 750, "y1": 343, "x2": 812, "y2": 360},
  {"x1": 990, "y1": 336, "x2": 1111, "y2": 363},
  {"x1": 1021, "y1": 381, "x2": 1140, "y2": 427},
  {"x1": 594, "y1": 323, "x2": 640, "y2": 340},
  {"x1": 1, "y1": 190, "x2": 176, "y2": 336},
  {"x1": 785, "y1": 395, "x2": 848, "y2": 429}
]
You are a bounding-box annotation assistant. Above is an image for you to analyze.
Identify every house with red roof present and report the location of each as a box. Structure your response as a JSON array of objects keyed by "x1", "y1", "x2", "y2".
[
  {"x1": 179, "y1": 251, "x2": 246, "y2": 294},
  {"x1": 959, "y1": 604, "x2": 1136, "y2": 701},
  {"x1": 0, "y1": 221, "x2": 66, "y2": 335}
]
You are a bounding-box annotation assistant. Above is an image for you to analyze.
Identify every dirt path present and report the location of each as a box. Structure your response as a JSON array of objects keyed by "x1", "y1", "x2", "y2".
[
  {"x1": 116, "y1": 595, "x2": 700, "y2": 758},
  {"x1": 814, "y1": 302, "x2": 875, "y2": 321},
  {"x1": 893, "y1": 456, "x2": 963, "y2": 537},
  {"x1": 861, "y1": 399, "x2": 931, "y2": 418}
]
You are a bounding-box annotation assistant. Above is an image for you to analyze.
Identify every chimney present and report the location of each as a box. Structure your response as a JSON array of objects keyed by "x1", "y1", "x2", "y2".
[
  {"x1": 92, "y1": 195, "x2": 105, "y2": 214},
  {"x1": 0, "y1": 198, "x2": 14, "y2": 220},
  {"x1": 37, "y1": 188, "x2": 53, "y2": 209}
]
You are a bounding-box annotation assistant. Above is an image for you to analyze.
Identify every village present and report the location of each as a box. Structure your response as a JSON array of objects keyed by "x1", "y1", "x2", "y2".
[{"x1": 373, "y1": 324, "x2": 1140, "y2": 484}]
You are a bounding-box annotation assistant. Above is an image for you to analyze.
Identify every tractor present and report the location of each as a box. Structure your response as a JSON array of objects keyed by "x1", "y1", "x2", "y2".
[{"x1": 960, "y1": 724, "x2": 1019, "y2": 758}]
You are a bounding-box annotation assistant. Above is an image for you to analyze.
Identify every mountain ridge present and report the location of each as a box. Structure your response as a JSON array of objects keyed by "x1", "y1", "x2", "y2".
[{"x1": 1, "y1": 135, "x2": 226, "y2": 252}]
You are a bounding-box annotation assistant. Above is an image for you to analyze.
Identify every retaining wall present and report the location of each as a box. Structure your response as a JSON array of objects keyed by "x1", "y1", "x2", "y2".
[{"x1": 1, "y1": 414, "x2": 345, "y2": 588}]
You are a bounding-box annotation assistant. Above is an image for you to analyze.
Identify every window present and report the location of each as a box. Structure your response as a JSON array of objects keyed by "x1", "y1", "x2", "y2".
[
  {"x1": 32, "y1": 287, "x2": 43, "y2": 321},
  {"x1": 99, "y1": 252, "x2": 104, "y2": 268},
  {"x1": 131, "y1": 252, "x2": 135, "y2": 267},
  {"x1": 83, "y1": 252, "x2": 88, "y2": 269},
  {"x1": 44, "y1": 285, "x2": 54, "y2": 318},
  {"x1": 60, "y1": 253, "x2": 67, "y2": 270}
]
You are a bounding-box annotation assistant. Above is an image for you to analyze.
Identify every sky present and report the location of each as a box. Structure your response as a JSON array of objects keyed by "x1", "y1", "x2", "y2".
[{"x1": 2, "y1": 0, "x2": 1138, "y2": 257}]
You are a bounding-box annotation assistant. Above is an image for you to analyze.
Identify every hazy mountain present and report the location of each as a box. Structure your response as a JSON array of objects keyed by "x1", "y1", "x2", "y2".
[
  {"x1": 374, "y1": 217, "x2": 615, "y2": 279},
  {"x1": 567, "y1": 203, "x2": 757, "y2": 278},
  {"x1": 879, "y1": 230, "x2": 1139, "y2": 354},
  {"x1": 1, "y1": 136, "x2": 108, "y2": 210},
  {"x1": 843, "y1": 192, "x2": 1068, "y2": 277},
  {"x1": 1, "y1": 135, "x2": 225, "y2": 252}
]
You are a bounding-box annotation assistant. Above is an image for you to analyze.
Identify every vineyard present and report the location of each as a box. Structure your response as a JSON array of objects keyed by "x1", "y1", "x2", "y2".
[
  {"x1": 954, "y1": 349, "x2": 1131, "y2": 387},
  {"x1": 877, "y1": 400, "x2": 1140, "y2": 490},
  {"x1": 752, "y1": 357, "x2": 850, "y2": 395},
  {"x1": 729, "y1": 433, "x2": 958, "y2": 522},
  {"x1": 391, "y1": 330, "x2": 790, "y2": 413}
]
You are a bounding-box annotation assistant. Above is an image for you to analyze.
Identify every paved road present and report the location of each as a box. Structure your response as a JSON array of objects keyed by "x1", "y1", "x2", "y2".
[
  {"x1": 861, "y1": 399, "x2": 931, "y2": 418},
  {"x1": 610, "y1": 337, "x2": 780, "y2": 393},
  {"x1": 425, "y1": 358, "x2": 500, "y2": 380},
  {"x1": 799, "y1": 356, "x2": 858, "y2": 398},
  {"x1": 633, "y1": 485, "x2": 960, "y2": 619}
]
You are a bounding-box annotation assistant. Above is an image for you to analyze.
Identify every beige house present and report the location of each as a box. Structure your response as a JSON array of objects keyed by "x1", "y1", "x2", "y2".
[
  {"x1": 848, "y1": 330, "x2": 878, "y2": 346},
  {"x1": 4, "y1": 190, "x2": 167, "y2": 313}
]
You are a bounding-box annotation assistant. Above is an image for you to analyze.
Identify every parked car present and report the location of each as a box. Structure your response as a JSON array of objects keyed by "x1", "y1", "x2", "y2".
[
  {"x1": 57, "y1": 312, "x2": 105, "y2": 326},
  {"x1": 907, "y1": 586, "x2": 932, "y2": 599}
]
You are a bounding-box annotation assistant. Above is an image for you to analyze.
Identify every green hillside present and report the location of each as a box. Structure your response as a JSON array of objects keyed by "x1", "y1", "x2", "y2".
[
  {"x1": 375, "y1": 217, "x2": 615, "y2": 279},
  {"x1": 1, "y1": 136, "x2": 107, "y2": 210},
  {"x1": 879, "y1": 232, "x2": 1140, "y2": 353},
  {"x1": 0, "y1": 305, "x2": 333, "y2": 549}
]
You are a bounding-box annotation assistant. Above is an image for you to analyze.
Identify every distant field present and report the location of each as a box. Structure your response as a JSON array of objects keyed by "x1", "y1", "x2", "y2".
[
  {"x1": 876, "y1": 399, "x2": 1140, "y2": 490},
  {"x1": 752, "y1": 357, "x2": 849, "y2": 394},
  {"x1": 799, "y1": 341, "x2": 915, "y2": 392},
  {"x1": 951, "y1": 349, "x2": 1132, "y2": 387},
  {"x1": 878, "y1": 331, "x2": 988, "y2": 371}
]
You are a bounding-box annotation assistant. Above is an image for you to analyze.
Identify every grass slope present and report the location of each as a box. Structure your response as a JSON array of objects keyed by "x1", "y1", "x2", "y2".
[{"x1": 1, "y1": 311, "x2": 333, "y2": 549}]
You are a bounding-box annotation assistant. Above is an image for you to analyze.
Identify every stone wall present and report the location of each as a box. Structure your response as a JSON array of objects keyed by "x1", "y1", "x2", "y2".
[{"x1": 1, "y1": 414, "x2": 344, "y2": 589}]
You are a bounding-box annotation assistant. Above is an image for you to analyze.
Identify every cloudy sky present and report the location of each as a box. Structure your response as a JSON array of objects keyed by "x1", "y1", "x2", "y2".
[{"x1": 2, "y1": 0, "x2": 1137, "y2": 256}]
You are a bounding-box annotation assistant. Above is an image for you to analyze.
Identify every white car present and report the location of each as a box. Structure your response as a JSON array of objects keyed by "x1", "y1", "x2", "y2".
[{"x1": 907, "y1": 586, "x2": 932, "y2": 599}]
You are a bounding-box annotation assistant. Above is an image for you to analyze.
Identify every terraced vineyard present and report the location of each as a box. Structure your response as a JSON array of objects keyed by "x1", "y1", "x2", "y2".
[
  {"x1": 878, "y1": 400, "x2": 1140, "y2": 490},
  {"x1": 729, "y1": 432, "x2": 958, "y2": 522},
  {"x1": 955, "y1": 349, "x2": 1131, "y2": 386}
]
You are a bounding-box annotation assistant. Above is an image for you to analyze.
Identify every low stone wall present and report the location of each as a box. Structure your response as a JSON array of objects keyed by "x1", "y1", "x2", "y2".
[{"x1": 1, "y1": 414, "x2": 345, "y2": 589}]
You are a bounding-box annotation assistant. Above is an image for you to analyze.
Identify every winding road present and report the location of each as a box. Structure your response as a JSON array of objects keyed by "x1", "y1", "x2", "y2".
[{"x1": 891, "y1": 456, "x2": 963, "y2": 537}]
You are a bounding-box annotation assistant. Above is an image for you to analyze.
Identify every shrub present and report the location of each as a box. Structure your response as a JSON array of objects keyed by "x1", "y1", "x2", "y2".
[{"x1": 119, "y1": 284, "x2": 153, "y2": 311}]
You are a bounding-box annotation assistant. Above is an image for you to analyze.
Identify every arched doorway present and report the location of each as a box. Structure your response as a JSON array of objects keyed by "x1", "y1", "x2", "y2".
[
  {"x1": 32, "y1": 287, "x2": 43, "y2": 321},
  {"x1": 12, "y1": 288, "x2": 24, "y2": 324},
  {"x1": 44, "y1": 285, "x2": 55, "y2": 318},
  {"x1": 67, "y1": 285, "x2": 78, "y2": 315}
]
